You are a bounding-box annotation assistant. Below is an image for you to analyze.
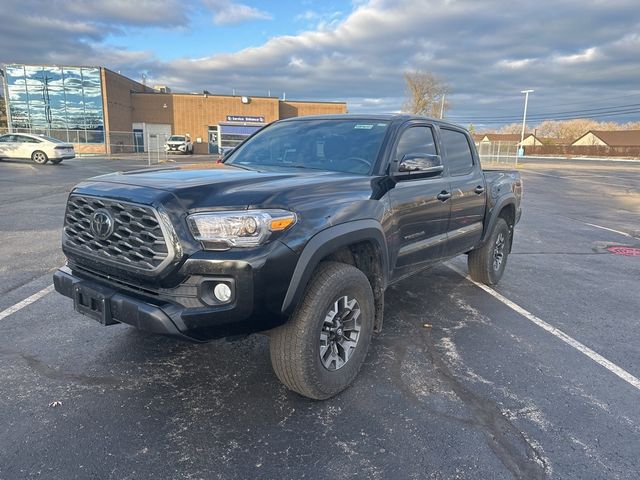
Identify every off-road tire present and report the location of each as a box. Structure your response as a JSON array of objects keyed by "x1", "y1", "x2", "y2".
[
  {"x1": 468, "y1": 217, "x2": 510, "y2": 285},
  {"x1": 270, "y1": 261, "x2": 375, "y2": 400},
  {"x1": 31, "y1": 150, "x2": 49, "y2": 164}
]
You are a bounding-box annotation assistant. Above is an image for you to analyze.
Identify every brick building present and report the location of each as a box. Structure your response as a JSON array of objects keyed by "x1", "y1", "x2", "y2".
[{"x1": 1, "y1": 64, "x2": 347, "y2": 155}]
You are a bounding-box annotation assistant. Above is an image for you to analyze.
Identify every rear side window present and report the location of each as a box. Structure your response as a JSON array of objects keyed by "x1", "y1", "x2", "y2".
[
  {"x1": 440, "y1": 128, "x2": 474, "y2": 176},
  {"x1": 15, "y1": 135, "x2": 38, "y2": 143},
  {"x1": 395, "y1": 126, "x2": 437, "y2": 160}
]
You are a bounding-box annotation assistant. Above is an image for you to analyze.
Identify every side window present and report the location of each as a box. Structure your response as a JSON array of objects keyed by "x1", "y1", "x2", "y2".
[
  {"x1": 440, "y1": 129, "x2": 474, "y2": 176},
  {"x1": 395, "y1": 126, "x2": 437, "y2": 161},
  {"x1": 16, "y1": 135, "x2": 38, "y2": 143},
  {"x1": 0, "y1": 135, "x2": 8, "y2": 143}
]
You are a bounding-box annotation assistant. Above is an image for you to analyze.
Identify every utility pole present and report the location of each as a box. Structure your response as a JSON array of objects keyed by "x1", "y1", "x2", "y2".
[
  {"x1": 519, "y1": 90, "x2": 534, "y2": 164},
  {"x1": 440, "y1": 94, "x2": 446, "y2": 119}
]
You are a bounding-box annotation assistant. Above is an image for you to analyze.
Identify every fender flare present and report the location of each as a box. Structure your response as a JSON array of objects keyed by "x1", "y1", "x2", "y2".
[
  {"x1": 481, "y1": 194, "x2": 517, "y2": 244},
  {"x1": 281, "y1": 220, "x2": 389, "y2": 315}
]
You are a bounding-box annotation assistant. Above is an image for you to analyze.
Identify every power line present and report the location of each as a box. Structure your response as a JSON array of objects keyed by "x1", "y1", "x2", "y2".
[
  {"x1": 459, "y1": 109, "x2": 640, "y2": 125},
  {"x1": 449, "y1": 102, "x2": 640, "y2": 121}
]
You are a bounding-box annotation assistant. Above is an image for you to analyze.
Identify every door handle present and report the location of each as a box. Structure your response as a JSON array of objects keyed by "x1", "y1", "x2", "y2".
[
  {"x1": 437, "y1": 191, "x2": 452, "y2": 201},
  {"x1": 474, "y1": 186, "x2": 485, "y2": 194}
]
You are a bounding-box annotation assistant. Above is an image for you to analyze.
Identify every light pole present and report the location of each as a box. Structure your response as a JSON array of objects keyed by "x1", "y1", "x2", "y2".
[{"x1": 519, "y1": 89, "x2": 534, "y2": 157}]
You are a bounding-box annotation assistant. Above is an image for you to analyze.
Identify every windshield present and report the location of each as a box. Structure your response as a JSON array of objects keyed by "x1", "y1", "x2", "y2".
[
  {"x1": 168, "y1": 136, "x2": 185, "y2": 142},
  {"x1": 226, "y1": 119, "x2": 389, "y2": 175},
  {"x1": 37, "y1": 135, "x2": 65, "y2": 143}
]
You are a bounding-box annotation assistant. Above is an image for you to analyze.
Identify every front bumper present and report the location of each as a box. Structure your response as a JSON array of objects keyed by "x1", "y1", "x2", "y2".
[
  {"x1": 165, "y1": 144, "x2": 187, "y2": 153},
  {"x1": 54, "y1": 267, "x2": 195, "y2": 340},
  {"x1": 53, "y1": 240, "x2": 299, "y2": 342}
]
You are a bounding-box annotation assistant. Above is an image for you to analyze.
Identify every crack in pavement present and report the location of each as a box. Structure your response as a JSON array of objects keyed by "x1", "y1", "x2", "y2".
[
  {"x1": 0, "y1": 347, "x2": 123, "y2": 387},
  {"x1": 420, "y1": 328, "x2": 549, "y2": 480}
]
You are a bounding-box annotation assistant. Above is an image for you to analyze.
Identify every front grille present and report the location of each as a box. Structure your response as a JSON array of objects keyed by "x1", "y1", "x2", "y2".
[{"x1": 64, "y1": 195, "x2": 171, "y2": 272}]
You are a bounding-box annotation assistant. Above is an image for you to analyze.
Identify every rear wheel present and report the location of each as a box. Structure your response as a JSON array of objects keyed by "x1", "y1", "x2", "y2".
[
  {"x1": 31, "y1": 150, "x2": 49, "y2": 165},
  {"x1": 467, "y1": 217, "x2": 510, "y2": 285},
  {"x1": 270, "y1": 261, "x2": 375, "y2": 400}
]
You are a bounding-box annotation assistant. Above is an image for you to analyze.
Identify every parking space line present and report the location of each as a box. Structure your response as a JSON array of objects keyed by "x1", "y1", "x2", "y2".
[
  {"x1": 581, "y1": 221, "x2": 637, "y2": 239},
  {"x1": 0, "y1": 285, "x2": 55, "y2": 322},
  {"x1": 446, "y1": 263, "x2": 640, "y2": 391}
]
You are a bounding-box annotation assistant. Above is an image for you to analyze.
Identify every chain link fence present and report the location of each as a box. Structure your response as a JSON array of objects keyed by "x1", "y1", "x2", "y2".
[
  {"x1": 0, "y1": 127, "x2": 187, "y2": 164},
  {"x1": 476, "y1": 141, "x2": 519, "y2": 167}
]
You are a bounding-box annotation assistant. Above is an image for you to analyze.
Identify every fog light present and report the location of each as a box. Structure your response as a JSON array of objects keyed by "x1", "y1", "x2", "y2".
[{"x1": 213, "y1": 283, "x2": 232, "y2": 302}]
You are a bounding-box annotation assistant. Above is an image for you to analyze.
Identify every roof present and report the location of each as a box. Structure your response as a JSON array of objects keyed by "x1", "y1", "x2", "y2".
[
  {"x1": 478, "y1": 133, "x2": 534, "y2": 142},
  {"x1": 279, "y1": 114, "x2": 467, "y2": 130},
  {"x1": 130, "y1": 91, "x2": 346, "y2": 104},
  {"x1": 576, "y1": 130, "x2": 640, "y2": 147}
]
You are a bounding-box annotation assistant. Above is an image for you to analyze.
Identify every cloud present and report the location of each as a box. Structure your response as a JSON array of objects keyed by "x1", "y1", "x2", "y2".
[
  {"x1": 2, "y1": 0, "x2": 640, "y2": 126},
  {"x1": 553, "y1": 47, "x2": 599, "y2": 64},
  {"x1": 63, "y1": 0, "x2": 188, "y2": 26},
  {"x1": 203, "y1": 0, "x2": 272, "y2": 25}
]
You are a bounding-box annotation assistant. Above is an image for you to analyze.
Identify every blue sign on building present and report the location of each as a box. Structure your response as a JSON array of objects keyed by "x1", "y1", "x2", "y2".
[{"x1": 226, "y1": 115, "x2": 264, "y2": 123}]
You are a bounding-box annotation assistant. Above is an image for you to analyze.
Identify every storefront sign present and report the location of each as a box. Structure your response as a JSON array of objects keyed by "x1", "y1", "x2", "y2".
[{"x1": 226, "y1": 115, "x2": 265, "y2": 123}]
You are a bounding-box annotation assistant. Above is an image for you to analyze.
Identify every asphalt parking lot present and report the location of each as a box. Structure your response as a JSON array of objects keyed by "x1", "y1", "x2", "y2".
[{"x1": 0, "y1": 155, "x2": 639, "y2": 479}]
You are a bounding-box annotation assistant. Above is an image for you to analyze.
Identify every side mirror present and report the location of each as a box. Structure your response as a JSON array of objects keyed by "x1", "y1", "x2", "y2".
[{"x1": 394, "y1": 154, "x2": 443, "y2": 179}]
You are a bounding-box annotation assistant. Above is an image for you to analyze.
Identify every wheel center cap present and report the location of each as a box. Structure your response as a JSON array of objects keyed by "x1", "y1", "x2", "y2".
[{"x1": 337, "y1": 328, "x2": 343, "y2": 336}]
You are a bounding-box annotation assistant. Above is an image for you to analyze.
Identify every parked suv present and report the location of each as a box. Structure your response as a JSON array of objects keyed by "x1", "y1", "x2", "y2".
[
  {"x1": 164, "y1": 135, "x2": 193, "y2": 154},
  {"x1": 54, "y1": 115, "x2": 522, "y2": 399}
]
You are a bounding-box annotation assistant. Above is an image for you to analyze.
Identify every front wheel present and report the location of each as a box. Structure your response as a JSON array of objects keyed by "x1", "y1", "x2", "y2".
[
  {"x1": 467, "y1": 217, "x2": 511, "y2": 285},
  {"x1": 31, "y1": 150, "x2": 49, "y2": 164},
  {"x1": 270, "y1": 261, "x2": 375, "y2": 400}
]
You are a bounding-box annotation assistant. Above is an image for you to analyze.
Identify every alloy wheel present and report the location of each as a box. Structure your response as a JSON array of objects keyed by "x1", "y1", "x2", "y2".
[
  {"x1": 493, "y1": 232, "x2": 505, "y2": 271},
  {"x1": 319, "y1": 296, "x2": 362, "y2": 371}
]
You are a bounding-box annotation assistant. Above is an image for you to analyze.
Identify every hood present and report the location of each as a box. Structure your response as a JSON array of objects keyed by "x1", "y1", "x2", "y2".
[{"x1": 74, "y1": 164, "x2": 382, "y2": 212}]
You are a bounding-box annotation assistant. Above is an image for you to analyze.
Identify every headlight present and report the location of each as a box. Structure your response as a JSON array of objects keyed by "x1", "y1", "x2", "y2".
[{"x1": 187, "y1": 209, "x2": 297, "y2": 249}]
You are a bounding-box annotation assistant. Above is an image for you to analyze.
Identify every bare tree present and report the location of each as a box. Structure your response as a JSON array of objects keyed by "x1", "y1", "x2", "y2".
[
  {"x1": 402, "y1": 70, "x2": 450, "y2": 118},
  {"x1": 498, "y1": 123, "x2": 526, "y2": 134}
]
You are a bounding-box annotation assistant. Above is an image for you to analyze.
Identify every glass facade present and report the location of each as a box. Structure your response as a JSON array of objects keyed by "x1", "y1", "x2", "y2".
[{"x1": 4, "y1": 64, "x2": 105, "y2": 144}]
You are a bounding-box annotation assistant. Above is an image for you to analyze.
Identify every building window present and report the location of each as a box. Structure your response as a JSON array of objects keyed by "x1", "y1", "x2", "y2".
[{"x1": 5, "y1": 65, "x2": 105, "y2": 144}]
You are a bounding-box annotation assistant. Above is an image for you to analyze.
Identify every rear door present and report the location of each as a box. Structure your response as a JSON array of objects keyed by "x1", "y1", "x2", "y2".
[
  {"x1": 13, "y1": 135, "x2": 39, "y2": 158},
  {"x1": 439, "y1": 127, "x2": 485, "y2": 256},
  {"x1": 388, "y1": 123, "x2": 451, "y2": 280}
]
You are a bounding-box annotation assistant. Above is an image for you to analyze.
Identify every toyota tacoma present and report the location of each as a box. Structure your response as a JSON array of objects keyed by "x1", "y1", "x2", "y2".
[{"x1": 54, "y1": 115, "x2": 522, "y2": 399}]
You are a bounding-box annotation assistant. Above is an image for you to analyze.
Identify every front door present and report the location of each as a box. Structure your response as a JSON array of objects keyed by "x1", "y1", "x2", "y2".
[
  {"x1": 0, "y1": 134, "x2": 17, "y2": 158},
  {"x1": 208, "y1": 126, "x2": 219, "y2": 154},
  {"x1": 439, "y1": 127, "x2": 485, "y2": 257},
  {"x1": 133, "y1": 129, "x2": 144, "y2": 153},
  {"x1": 388, "y1": 124, "x2": 451, "y2": 280}
]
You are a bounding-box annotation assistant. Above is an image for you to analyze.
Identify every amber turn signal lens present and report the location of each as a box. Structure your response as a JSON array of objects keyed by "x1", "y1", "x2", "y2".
[{"x1": 270, "y1": 217, "x2": 295, "y2": 231}]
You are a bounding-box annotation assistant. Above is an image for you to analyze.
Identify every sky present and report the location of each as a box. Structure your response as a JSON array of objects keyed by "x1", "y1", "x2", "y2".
[{"x1": 1, "y1": 0, "x2": 640, "y2": 128}]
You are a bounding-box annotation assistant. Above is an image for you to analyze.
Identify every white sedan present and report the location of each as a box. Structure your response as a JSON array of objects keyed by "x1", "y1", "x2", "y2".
[{"x1": 0, "y1": 133, "x2": 75, "y2": 164}]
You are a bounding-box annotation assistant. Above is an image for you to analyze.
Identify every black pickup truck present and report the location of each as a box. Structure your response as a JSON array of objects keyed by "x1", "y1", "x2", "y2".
[{"x1": 54, "y1": 115, "x2": 522, "y2": 399}]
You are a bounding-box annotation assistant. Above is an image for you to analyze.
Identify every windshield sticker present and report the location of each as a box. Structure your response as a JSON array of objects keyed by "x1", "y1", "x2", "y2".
[{"x1": 354, "y1": 124, "x2": 374, "y2": 129}]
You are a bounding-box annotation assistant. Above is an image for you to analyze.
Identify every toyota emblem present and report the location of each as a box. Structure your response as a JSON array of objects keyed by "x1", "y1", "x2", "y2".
[{"x1": 90, "y1": 209, "x2": 114, "y2": 240}]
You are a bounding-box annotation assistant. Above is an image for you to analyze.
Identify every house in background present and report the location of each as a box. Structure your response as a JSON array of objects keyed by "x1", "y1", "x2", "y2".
[
  {"x1": 571, "y1": 130, "x2": 640, "y2": 147},
  {"x1": 474, "y1": 133, "x2": 543, "y2": 146}
]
